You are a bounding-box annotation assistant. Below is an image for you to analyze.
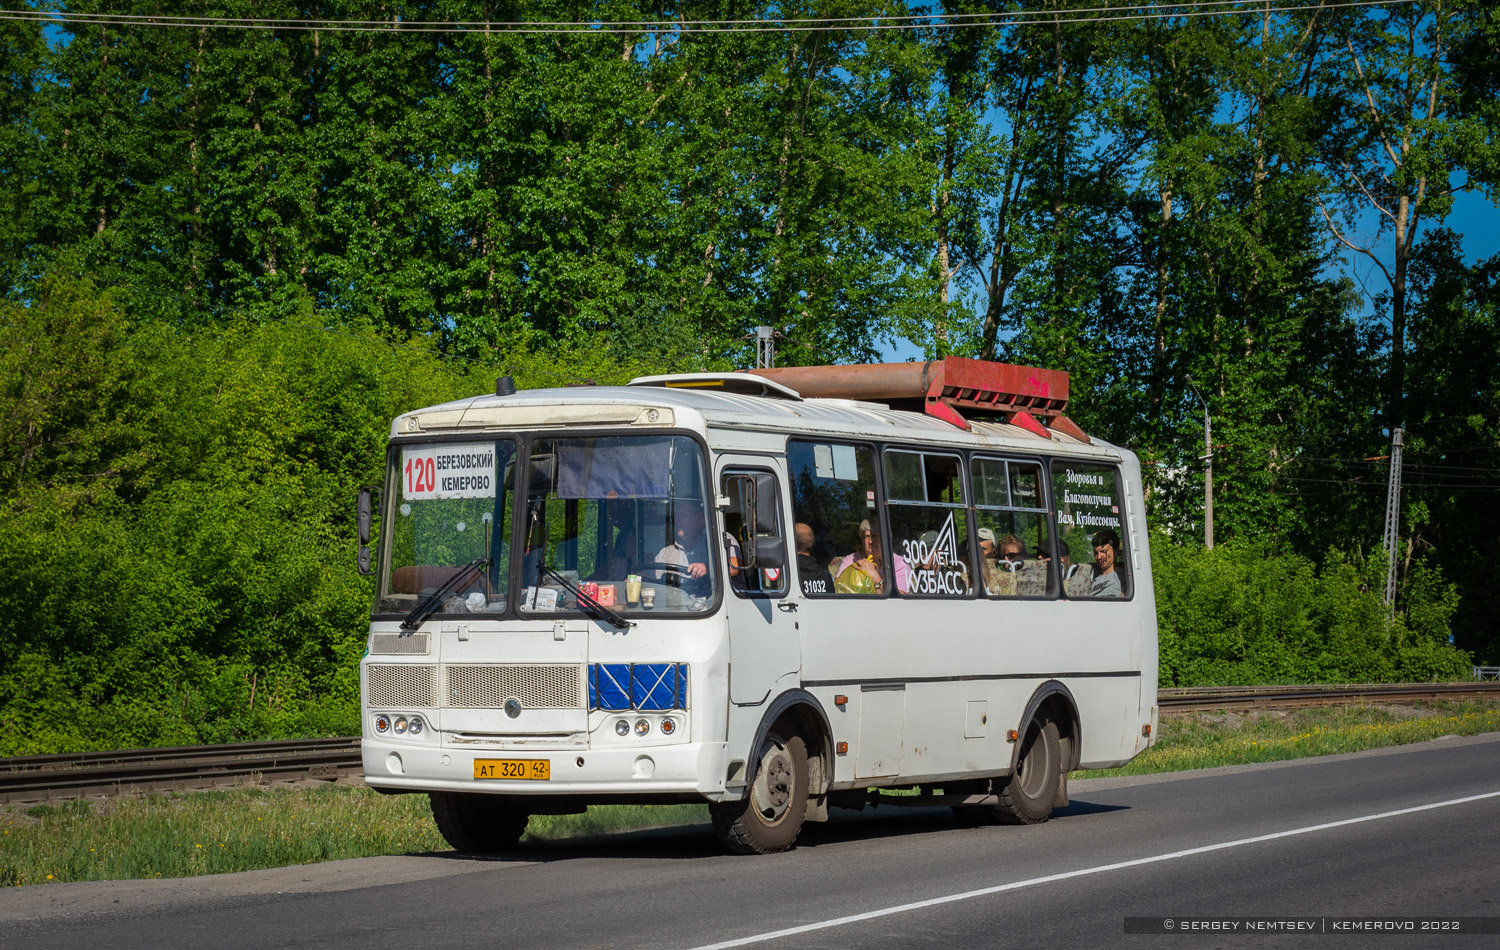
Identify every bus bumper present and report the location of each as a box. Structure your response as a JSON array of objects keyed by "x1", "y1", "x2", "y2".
[{"x1": 361, "y1": 738, "x2": 732, "y2": 798}]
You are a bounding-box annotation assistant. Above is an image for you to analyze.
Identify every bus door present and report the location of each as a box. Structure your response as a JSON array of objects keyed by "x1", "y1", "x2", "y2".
[{"x1": 717, "y1": 462, "x2": 798, "y2": 706}]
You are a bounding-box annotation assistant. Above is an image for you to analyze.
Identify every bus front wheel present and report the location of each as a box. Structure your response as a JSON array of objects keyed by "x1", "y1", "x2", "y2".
[
  {"x1": 429, "y1": 792, "x2": 530, "y2": 853},
  {"x1": 709, "y1": 729, "x2": 809, "y2": 854}
]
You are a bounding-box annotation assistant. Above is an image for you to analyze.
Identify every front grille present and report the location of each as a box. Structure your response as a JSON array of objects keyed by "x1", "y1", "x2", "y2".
[
  {"x1": 445, "y1": 665, "x2": 583, "y2": 709},
  {"x1": 371, "y1": 633, "x2": 429, "y2": 655},
  {"x1": 368, "y1": 665, "x2": 435, "y2": 707}
]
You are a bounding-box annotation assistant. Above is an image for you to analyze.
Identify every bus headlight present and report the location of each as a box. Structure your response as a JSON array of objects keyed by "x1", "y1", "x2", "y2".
[
  {"x1": 408, "y1": 716, "x2": 424, "y2": 736},
  {"x1": 660, "y1": 717, "x2": 677, "y2": 736},
  {"x1": 634, "y1": 719, "x2": 651, "y2": 737},
  {"x1": 394, "y1": 716, "x2": 409, "y2": 735},
  {"x1": 374, "y1": 714, "x2": 391, "y2": 734},
  {"x1": 615, "y1": 719, "x2": 630, "y2": 737}
]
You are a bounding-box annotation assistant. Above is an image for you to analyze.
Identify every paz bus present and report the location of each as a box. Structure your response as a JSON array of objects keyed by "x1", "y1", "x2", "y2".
[{"x1": 356, "y1": 357, "x2": 1158, "y2": 854}]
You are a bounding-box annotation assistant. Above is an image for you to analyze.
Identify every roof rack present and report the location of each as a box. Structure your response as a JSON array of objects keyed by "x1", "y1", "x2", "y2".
[{"x1": 740, "y1": 357, "x2": 1090, "y2": 442}]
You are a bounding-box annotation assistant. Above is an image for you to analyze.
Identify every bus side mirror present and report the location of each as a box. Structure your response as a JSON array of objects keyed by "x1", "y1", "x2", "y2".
[
  {"x1": 528, "y1": 454, "x2": 556, "y2": 493},
  {"x1": 358, "y1": 486, "x2": 378, "y2": 576},
  {"x1": 725, "y1": 474, "x2": 760, "y2": 567},
  {"x1": 752, "y1": 473, "x2": 778, "y2": 533},
  {"x1": 725, "y1": 473, "x2": 786, "y2": 572},
  {"x1": 753, "y1": 538, "x2": 786, "y2": 571}
]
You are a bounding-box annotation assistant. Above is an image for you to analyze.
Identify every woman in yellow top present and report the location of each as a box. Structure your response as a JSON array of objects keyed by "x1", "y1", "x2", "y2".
[{"x1": 833, "y1": 519, "x2": 910, "y2": 594}]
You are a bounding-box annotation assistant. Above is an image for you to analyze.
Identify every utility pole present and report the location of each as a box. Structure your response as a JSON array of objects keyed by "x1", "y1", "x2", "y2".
[
  {"x1": 1186, "y1": 377, "x2": 1213, "y2": 549},
  {"x1": 1382, "y1": 426, "x2": 1404, "y2": 608},
  {"x1": 754, "y1": 326, "x2": 777, "y2": 369}
]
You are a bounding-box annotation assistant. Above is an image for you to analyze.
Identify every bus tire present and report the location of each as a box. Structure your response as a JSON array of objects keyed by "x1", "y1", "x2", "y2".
[
  {"x1": 709, "y1": 729, "x2": 809, "y2": 854},
  {"x1": 993, "y1": 714, "x2": 1061, "y2": 825},
  {"x1": 429, "y1": 792, "x2": 529, "y2": 853}
]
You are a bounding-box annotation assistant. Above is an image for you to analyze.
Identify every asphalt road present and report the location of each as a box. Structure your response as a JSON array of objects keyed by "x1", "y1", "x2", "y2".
[{"x1": 5, "y1": 733, "x2": 1500, "y2": 949}]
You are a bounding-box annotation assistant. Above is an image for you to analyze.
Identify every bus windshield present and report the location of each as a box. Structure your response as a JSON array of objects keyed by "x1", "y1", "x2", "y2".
[
  {"x1": 520, "y1": 434, "x2": 717, "y2": 615},
  {"x1": 376, "y1": 433, "x2": 716, "y2": 617},
  {"x1": 378, "y1": 439, "x2": 516, "y2": 615}
]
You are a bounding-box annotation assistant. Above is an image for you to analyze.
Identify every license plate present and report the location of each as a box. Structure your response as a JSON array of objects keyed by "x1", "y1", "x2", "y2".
[{"x1": 473, "y1": 758, "x2": 550, "y2": 780}]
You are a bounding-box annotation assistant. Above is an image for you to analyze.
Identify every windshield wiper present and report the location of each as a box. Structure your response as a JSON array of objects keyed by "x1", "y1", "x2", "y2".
[
  {"x1": 401, "y1": 556, "x2": 491, "y2": 631},
  {"x1": 525, "y1": 496, "x2": 632, "y2": 628},
  {"x1": 538, "y1": 564, "x2": 635, "y2": 629}
]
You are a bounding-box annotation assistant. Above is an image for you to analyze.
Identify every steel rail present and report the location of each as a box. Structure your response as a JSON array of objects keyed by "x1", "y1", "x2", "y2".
[
  {"x1": 1158, "y1": 681, "x2": 1500, "y2": 712},
  {"x1": 0, "y1": 737, "x2": 362, "y2": 803},
  {"x1": 3, "y1": 683, "x2": 1498, "y2": 803}
]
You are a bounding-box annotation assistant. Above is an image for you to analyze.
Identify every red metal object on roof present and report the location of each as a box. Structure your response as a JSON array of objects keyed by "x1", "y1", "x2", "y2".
[{"x1": 741, "y1": 357, "x2": 1088, "y2": 441}]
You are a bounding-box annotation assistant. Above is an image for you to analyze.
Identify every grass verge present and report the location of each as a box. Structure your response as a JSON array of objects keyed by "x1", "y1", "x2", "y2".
[
  {"x1": 1077, "y1": 699, "x2": 1500, "y2": 778},
  {"x1": 0, "y1": 789, "x2": 709, "y2": 888},
  {"x1": 4, "y1": 700, "x2": 1496, "y2": 886}
]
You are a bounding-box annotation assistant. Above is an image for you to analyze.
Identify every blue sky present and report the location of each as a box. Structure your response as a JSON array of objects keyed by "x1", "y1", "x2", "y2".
[{"x1": 1439, "y1": 189, "x2": 1499, "y2": 261}]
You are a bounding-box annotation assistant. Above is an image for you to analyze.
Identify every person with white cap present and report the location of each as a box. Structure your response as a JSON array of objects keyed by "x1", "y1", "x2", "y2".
[{"x1": 977, "y1": 526, "x2": 998, "y2": 562}]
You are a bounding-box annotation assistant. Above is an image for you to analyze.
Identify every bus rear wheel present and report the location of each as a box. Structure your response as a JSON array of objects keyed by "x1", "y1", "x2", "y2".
[
  {"x1": 993, "y1": 714, "x2": 1061, "y2": 825},
  {"x1": 709, "y1": 729, "x2": 809, "y2": 854},
  {"x1": 429, "y1": 792, "x2": 530, "y2": 853}
]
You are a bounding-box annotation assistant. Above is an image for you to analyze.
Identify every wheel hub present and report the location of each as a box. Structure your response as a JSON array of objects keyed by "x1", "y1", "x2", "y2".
[
  {"x1": 764, "y1": 754, "x2": 791, "y2": 808},
  {"x1": 752, "y1": 746, "x2": 793, "y2": 820}
]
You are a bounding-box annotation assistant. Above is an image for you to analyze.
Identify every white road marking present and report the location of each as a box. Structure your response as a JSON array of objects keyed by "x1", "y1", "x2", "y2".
[{"x1": 688, "y1": 789, "x2": 1500, "y2": 949}]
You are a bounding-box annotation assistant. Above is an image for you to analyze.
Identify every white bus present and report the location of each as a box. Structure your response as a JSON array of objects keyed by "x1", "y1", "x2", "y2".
[{"x1": 357, "y1": 357, "x2": 1158, "y2": 854}]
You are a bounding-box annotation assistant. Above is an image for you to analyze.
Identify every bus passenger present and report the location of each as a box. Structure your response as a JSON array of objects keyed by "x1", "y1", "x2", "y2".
[
  {"x1": 1089, "y1": 528, "x2": 1123, "y2": 598},
  {"x1": 795, "y1": 522, "x2": 834, "y2": 595},
  {"x1": 721, "y1": 520, "x2": 746, "y2": 591},
  {"x1": 976, "y1": 527, "x2": 1003, "y2": 593},
  {"x1": 977, "y1": 527, "x2": 998, "y2": 562},
  {"x1": 998, "y1": 534, "x2": 1026, "y2": 565},
  {"x1": 834, "y1": 520, "x2": 908, "y2": 594},
  {"x1": 981, "y1": 529, "x2": 1025, "y2": 596}
]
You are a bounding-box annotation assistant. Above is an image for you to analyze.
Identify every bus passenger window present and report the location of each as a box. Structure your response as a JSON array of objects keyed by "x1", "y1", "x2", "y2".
[
  {"x1": 973, "y1": 457, "x2": 1055, "y2": 598},
  {"x1": 1051, "y1": 462, "x2": 1131, "y2": 599},
  {"x1": 787, "y1": 441, "x2": 884, "y2": 597},
  {"x1": 885, "y1": 450, "x2": 970, "y2": 598}
]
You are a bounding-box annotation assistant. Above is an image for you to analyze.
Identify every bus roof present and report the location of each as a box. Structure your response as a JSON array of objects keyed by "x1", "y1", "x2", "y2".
[{"x1": 390, "y1": 379, "x2": 1124, "y2": 462}]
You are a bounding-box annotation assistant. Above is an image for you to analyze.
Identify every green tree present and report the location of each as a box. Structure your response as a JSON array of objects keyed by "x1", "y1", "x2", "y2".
[{"x1": 1316, "y1": 0, "x2": 1497, "y2": 428}]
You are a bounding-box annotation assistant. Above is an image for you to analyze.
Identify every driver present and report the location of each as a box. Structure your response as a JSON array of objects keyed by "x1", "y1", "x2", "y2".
[{"x1": 655, "y1": 500, "x2": 714, "y2": 596}]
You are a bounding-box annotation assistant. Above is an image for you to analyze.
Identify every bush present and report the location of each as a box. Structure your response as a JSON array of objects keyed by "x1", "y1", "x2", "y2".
[{"x1": 1152, "y1": 534, "x2": 1471, "y2": 687}]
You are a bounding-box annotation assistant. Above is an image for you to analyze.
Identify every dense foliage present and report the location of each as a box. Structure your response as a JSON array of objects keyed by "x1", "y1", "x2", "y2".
[{"x1": 2, "y1": 3, "x2": 1495, "y2": 754}]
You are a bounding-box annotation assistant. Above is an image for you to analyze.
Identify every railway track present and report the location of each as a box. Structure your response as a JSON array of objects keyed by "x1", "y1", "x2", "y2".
[
  {"x1": 0, "y1": 737, "x2": 362, "y2": 804},
  {"x1": 4, "y1": 683, "x2": 1499, "y2": 804}
]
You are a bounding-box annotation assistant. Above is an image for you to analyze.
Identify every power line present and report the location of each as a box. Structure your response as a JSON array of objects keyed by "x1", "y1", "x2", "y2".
[
  {"x1": 0, "y1": 0, "x2": 1416, "y2": 35},
  {"x1": 1276, "y1": 477, "x2": 1500, "y2": 491},
  {"x1": 14, "y1": 0, "x2": 1282, "y2": 30},
  {"x1": 1290, "y1": 456, "x2": 1499, "y2": 475},
  {"x1": 1402, "y1": 412, "x2": 1500, "y2": 430}
]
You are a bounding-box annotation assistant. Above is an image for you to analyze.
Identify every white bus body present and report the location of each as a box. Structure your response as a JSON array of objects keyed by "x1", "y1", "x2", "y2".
[{"x1": 360, "y1": 366, "x2": 1158, "y2": 853}]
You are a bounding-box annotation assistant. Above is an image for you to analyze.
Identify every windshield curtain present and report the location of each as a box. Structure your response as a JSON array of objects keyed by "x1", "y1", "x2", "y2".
[
  {"x1": 520, "y1": 434, "x2": 717, "y2": 616},
  {"x1": 377, "y1": 440, "x2": 516, "y2": 615}
]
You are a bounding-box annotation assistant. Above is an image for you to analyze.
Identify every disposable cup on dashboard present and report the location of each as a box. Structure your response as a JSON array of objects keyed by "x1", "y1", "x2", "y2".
[
  {"x1": 626, "y1": 578, "x2": 642, "y2": 604},
  {"x1": 641, "y1": 588, "x2": 656, "y2": 609}
]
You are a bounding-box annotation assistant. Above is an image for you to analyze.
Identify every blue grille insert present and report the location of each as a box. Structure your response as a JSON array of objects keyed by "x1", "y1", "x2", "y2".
[
  {"x1": 592, "y1": 664, "x2": 631, "y2": 711},
  {"x1": 632, "y1": 663, "x2": 678, "y2": 711},
  {"x1": 589, "y1": 663, "x2": 687, "y2": 711}
]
